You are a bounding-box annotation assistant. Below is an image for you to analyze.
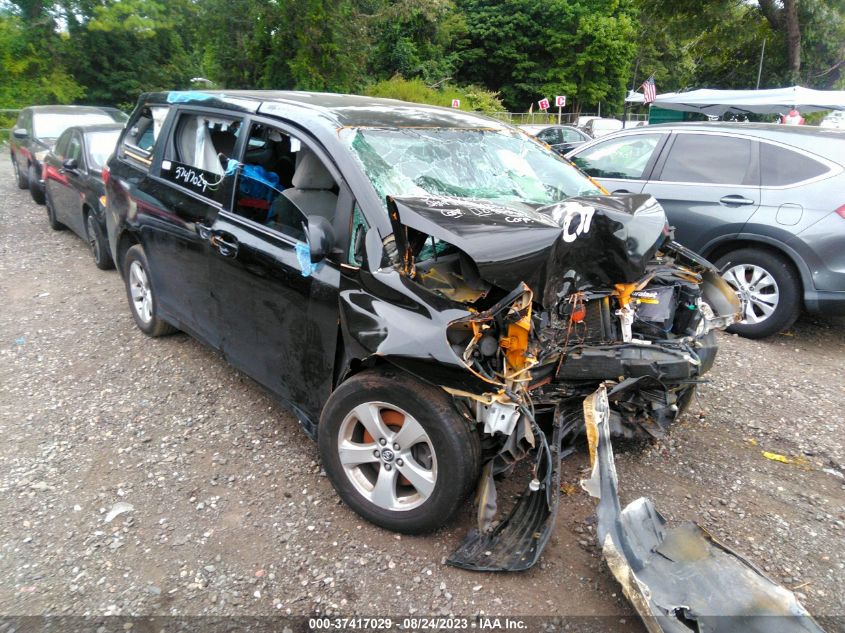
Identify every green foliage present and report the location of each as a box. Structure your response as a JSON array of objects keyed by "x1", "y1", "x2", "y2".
[
  {"x1": 456, "y1": 0, "x2": 637, "y2": 112},
  {"x1": 61, "y1": 0, "x2": 199, "y2": 107},
  {"x1": 366, "y1": 0, "x2": 467, "y2": 83},
  {"x1": 4, "y1": 0, "x2": 844, "y2": 118},
  {"x1": 0, "y1": 13, "x2": 84, "y2": 108},
  {"x1": 365, "y1": 75, "x2": 505, "y2": 112},
  {"x1": 633, "y1": 0, "x2": 845, "y2": 92}
]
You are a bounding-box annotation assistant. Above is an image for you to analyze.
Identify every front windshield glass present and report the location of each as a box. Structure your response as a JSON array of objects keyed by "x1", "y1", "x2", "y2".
[
  {"x1": 86, "y1": 130, "x2": 121, "y2": 170},
  {"x1": 342, "y1": 127, "x2": 601, "y2": 207},
  {"x1": 33, "y1": 113, "x2": 115, "y2": 140}
]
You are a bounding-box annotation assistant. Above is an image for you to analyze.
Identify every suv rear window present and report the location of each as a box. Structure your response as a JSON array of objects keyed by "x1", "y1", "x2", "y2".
[
  {"x1": 760, "y1": 143, "x2": 828, "y2": 186},
  {"x1": 660, "y1": 134, "x2": 755, "y2": 185}
]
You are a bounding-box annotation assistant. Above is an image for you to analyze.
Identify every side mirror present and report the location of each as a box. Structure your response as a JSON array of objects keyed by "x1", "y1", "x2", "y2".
[
  {"x1": 63, "y1": 158, "x2": 79, "y2": 172},
  {"x1": 304, "y1": 216, "x2": 335, "y2": 264},
  {"x1": 13, "y1": 128, "x2": 28, "y2": 140}
]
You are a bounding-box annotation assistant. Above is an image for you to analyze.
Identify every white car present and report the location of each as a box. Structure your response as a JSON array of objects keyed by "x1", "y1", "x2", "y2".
[
  {"x1": 583, "y1": 117, "x2": 624, "y2": 138},
  {"x1": 819, "y1": 111, "x2": 845, "y2": 130}
]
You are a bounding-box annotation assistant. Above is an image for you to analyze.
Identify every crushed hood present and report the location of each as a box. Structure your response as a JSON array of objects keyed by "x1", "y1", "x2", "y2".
[{"x1": 388, "y1": 194, "x2": 669, "y2": 308}]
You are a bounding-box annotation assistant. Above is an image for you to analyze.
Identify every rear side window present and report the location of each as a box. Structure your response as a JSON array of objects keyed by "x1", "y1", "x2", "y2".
[
  {"x1": 562, "y1": 128, "x2": 584, "y2": 143},
  {"x1": 55, "y1": 130, "x2": 71, "y2": 158},
  {"x1": 66, "y1": 133, "x2": 83, "y2": 164},
  {"x1": 160, "y1": 112, "x2": 242, "y2": 203},
  {"x1": 760, "y1": 143, "x2": 829, "y2": 186},
  {"x1": 660, "y1": 134, "x2": 754, "y2": 185},
  {"x1": 537, "y1": 128, "x2": 562, "y2": 145},
  {"x1": 570, "y1": 134, "x2": 663, "y2": 179},
  {"x1": 120, "y1": 105, "x2": 169, "y2": 170}
]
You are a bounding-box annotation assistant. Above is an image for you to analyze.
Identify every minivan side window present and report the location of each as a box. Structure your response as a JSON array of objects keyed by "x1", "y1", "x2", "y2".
[
  {"x1": 160, "y1": 112, "x2": 241, "y2": 204},
  {"x1": 120, "y1": 105, "x2": 168, "y2": 170},
  {"x1": 571, "y1": 134, "x2": 663, "y2": 179},
  {"x1": 659, "y1": 134, "x2": 755, "y2": 185},
  {"x1": 760, "y1": 143, "x2": 828, "y2": 186},
  {"x1": 231, "y1": 122, "x2": 339, "y2": 243}
]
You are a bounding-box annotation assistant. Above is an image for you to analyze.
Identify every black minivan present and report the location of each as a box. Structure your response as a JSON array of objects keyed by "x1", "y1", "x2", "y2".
[{"x1": 105, "y1": 91, "x2": 738, "y2": 568}]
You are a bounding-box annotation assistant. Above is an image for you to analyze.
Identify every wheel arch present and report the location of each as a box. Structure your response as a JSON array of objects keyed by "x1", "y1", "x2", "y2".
[
  {"x1": 115, "y1": 229, "x2": 140, "y2": 279},
  {"x1": 702, "y1": 236, "x2": 808, "y2": 308}
]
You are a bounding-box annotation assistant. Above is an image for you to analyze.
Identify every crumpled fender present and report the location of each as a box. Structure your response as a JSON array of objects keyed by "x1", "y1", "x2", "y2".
[{"x1": 337, "y1": 265, "x2": 501, "y2": 394}]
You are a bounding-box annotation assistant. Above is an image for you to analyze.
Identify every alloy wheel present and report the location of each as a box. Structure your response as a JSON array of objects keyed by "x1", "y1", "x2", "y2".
[
  {"x1": 337, "y1": 402, "x2": 437, "y2": 512},
  {"x1": 129, "y1": 261, "x2": 153, "y2": 324},
  {"x1": 722, "y1": 263, "x2": 779, "y2": 324}
]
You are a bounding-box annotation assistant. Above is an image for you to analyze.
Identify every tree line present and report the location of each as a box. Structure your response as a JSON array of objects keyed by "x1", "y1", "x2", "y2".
[{"x1": 2, "y1": 0, "x2": 844, "y2": 117}]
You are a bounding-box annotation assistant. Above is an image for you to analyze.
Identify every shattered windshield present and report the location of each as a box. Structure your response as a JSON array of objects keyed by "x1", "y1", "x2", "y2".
[{"x1": 343, "y1": 127, "x2": 601, "y2": 207}]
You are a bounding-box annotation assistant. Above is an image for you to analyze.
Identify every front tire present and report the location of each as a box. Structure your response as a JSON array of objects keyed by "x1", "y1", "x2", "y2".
[
  {"x1": 28, "y1": 164, "x2": 45, "y2": 205},
  {"x1": 319, "y1": 367, "x2": 480, "y2": 534},
  {"x1": 86, "y1": 213, "x2": 115, "y2": 270},
  {"x1": 122, "y1": 244, "x2": 177, "y2": 337},
  {"x1": 715, "y1": 248, "x2": 801, "y2": 339}
]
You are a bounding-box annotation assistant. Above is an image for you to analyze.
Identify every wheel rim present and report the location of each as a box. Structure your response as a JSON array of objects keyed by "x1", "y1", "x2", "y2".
[
  {"x1": 87, "y1": 215, "x2": 100, "y2": 263},
  {"x1": 722, "y1": 263, "x2": 779, "y2": 324},
  {"x1": 337, "y1": 402, "x2": 437, "y2": 512},
  {"x1": 129, "y1": 260, "x2": 153, "y2": 324}
]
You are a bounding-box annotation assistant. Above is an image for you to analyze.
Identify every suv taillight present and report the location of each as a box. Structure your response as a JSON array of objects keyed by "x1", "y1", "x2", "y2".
[
  {"x1": 102, "y1": 164, "x2": 110, "y2": 186},
  {"x1": 836, "y1": 204, "x2": 845, "y2": 220}
]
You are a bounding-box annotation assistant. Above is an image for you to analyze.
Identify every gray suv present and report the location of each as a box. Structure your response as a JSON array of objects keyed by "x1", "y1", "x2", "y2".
[{"x1": 566, "y1": 123, "x2": 845, "y2": 337}]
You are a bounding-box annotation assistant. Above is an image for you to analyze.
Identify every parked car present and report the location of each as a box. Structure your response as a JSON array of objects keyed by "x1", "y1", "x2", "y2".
[
  {"x1": 819, "y1": 111, "x2": 845, "y2": 130},
  {"x1": 9, "y1": 105, "x2": 128, "y2": 205},
  {"x1": 42, "y1": 124, "x2": 123, "y2": 269},
  {"x1": 574, "y1": 115, "x2": 601, "y2": 129},
  {"x1": 582, "y1": 117, "x2": 624, "y2": 138},
  {"x1": 566, "y1": 122, "x2": 845, "y2": 337},
  {"x1": 105, "y1": 91, "x2": 737, "y2": 568},
  {"x1": 518, "y1": 124, "x2": 590, "y2": 154}
]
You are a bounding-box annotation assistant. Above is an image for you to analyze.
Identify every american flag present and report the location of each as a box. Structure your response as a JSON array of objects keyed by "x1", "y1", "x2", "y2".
[{"x1": 641, "y1": 74, "x2": 657, "y2": 104}]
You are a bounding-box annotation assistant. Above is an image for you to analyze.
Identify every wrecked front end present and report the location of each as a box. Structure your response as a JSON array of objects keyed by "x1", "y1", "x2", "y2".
[
  {"x1": 386, "y1": 192, "x2": 740, "y2": 440},
  {"x1": 343, "y1": 191, "x2": 739, "y2": 571}
]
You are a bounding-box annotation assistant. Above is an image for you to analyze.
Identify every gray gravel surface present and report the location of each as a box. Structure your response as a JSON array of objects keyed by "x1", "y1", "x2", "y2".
[{"x1": 1, "y1": 158, "x2": 843, "y2": 627}]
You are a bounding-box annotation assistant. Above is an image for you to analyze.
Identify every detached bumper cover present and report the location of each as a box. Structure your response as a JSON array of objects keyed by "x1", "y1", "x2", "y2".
[{"x1": 581, "y1": 384, "x2": 824, "y2": 633}]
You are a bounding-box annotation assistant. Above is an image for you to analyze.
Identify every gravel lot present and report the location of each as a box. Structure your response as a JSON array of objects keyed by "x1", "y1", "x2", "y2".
[{"x1": 1, "y1": 157, "x2": 843, "y2": 629}]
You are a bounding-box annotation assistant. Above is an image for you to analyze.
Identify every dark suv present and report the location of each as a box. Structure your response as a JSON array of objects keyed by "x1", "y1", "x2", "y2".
[
  {"x1": 9, "y1": 105, "x2": 127, "y2": 204},
  {"x1": 566, "y1": 123, "x2": 845, "y2": 337},
  {"x1": 105, "y1": 91, "x2": 738, "y2": 569}
]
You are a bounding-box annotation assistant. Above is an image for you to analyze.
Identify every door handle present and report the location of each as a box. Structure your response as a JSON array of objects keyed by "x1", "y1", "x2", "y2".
[
  {"x1": 719, "y1": 195, "x2": 755, "y2": 206},
  {"x1": 612, "y1": 189, "x2": 631, "y2": 194},
  {"x1": 210, "y1": 230, "x2": 239, "y2": 258}
]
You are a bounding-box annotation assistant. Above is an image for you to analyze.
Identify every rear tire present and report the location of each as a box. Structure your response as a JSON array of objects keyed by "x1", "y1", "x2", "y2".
[
  {"x1": 714, "y1": 248, "x2": 801, "y2": 339},
  {"x1": 319, "y1": 367, "x2": 481, "y2": 534},
  {"x1": 45, "y1": 188, "x2": 66, "y2": 231},
  {"x1": 13, "y1": 156, "x2": 28, "y2": 189},
  {"x1": 122, "y1": 244, "x2": 177, "y2": 337},
  {"x1": 29, "y1": 164, "x2": 45, "y2": 205},
  {"x1": 86, "y1": 212, "x2": 115, "y2": 270}
]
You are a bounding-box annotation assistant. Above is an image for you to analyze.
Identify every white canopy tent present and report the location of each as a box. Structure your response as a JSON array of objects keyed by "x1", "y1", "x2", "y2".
[{"x1": 625, "y1": 86, "x2": 845, "y2": 116}]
